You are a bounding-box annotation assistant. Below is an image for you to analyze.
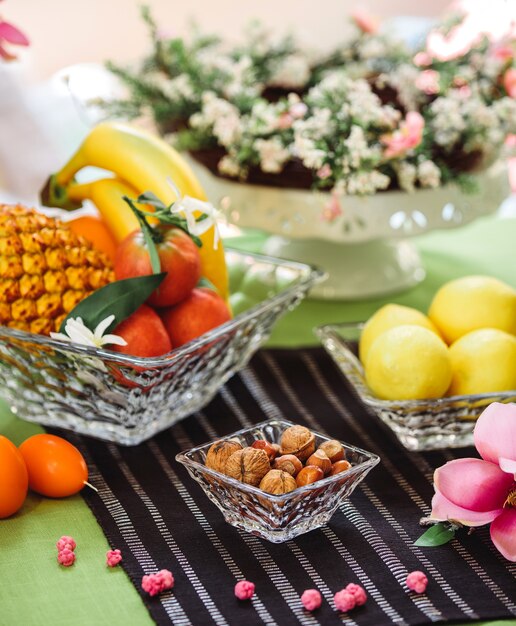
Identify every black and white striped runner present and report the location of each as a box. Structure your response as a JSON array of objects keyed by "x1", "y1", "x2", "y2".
[{"x1": 66, "y1": 348, "x2": 516, "y2": 626}]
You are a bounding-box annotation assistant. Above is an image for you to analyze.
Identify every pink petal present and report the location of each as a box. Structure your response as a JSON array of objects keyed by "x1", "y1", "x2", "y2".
[
  {"x1": 434, "y1": 458, "x2": 514, "y2": 512},
  {"x1": 0, "y1": 21, "x2": 30, "y2": 46},
  {"x1": 490, "y1": 508, "x2": 516, "y2": 562},
  {"x1": 474, "y1": 403, "x2": 516, "y2": 468},
  {"x1": 431, "y1": 490, "x2": 502, "y2": 527}
]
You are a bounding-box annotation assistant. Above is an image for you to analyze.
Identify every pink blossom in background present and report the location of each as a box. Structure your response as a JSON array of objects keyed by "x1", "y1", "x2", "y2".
[
  {"x1": 277, "y1": 112, "x2": 294, "y2": 130},
  {"x1": 492, "y1": 44, "x2": 514, "y2": 61},
  {"x1": 289, "y1": 101, "x2": 308, "y2": 119},
  {"x1": 381, "y1": 112, "x2": 425, "y2": 159},
  {"x1": 321, "y1": 191, "x2": 342, "y2": 222},
  {"x1": 0, "y1": 16, "x2": 29, "y2": 61},
  {"x1": 503, "y1": 68, "x2": 516, "y2": 98},
  {"x1": 415, "y1": 70, "x2": 440, "y2": 95},
  {"x1": 351, "y1": 9, "x2": 379, "y2": 35},
  {"x1": 316, "y1": 164, "x2": 332, "y2": 180},
  {"x1": 430, "y1": 402, "x2": 516, "y2": 562},
  {"x1": 413, "y1": 52, "x2": 432, "y2": 67}
]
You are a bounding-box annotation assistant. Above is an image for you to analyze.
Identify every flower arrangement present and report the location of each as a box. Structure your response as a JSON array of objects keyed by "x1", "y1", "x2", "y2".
[
  {"x1": 416, "y1": 402, "x2": 516, "y2": 562},
  {"x1": 104, "y1": 7, "x2": 516, "y2": 197}
]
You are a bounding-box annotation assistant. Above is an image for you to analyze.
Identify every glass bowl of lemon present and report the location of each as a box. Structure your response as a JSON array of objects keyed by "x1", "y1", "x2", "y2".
[{"x1": 315, "y1": 276, "x2": 516, "y2": 451}]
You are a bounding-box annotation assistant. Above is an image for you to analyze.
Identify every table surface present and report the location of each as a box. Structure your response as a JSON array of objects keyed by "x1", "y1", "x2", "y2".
[{"x1": 0, "y1": 210, "x2": 515, "y2": 626}]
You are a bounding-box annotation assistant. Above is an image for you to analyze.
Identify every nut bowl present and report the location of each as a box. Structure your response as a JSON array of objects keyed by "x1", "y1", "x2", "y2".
[
  {"x1": 0, "y1": 249, "x2": 324, "y2": 445},
  {"x1": 316, "y1": 322, "x2": 516, "y2": 451},
  {"x1": 175, "y1": 418, "x2": 380, "y2": 543}
]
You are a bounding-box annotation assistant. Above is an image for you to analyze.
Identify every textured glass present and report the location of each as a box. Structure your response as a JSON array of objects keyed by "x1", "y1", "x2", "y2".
[
  {"x1": 0, "y1": 250, "x2": 324, "y2": 445},
  {"x1": 176, "y1": 418, "x2": 379, "y2": 543},
  {"x1": 316, "y1": 322, "x2": 516, "y2": 451}
]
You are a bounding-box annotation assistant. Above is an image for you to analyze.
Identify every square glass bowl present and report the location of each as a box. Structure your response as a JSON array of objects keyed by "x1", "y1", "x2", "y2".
[
  {"x1": 315, "y1": 322, "x2": 516, "y2": 451},
  {"x1": 176, "y1": 418, "x2": 380, "y2": 542},
  {"x1": 0, "y1": 249, "x2": 324, "y2": 445}
]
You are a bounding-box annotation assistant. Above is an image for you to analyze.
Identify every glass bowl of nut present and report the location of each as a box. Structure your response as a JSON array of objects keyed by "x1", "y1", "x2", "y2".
[{"x1": 175, "y1": 418, "x2": 380, "y2": 542}]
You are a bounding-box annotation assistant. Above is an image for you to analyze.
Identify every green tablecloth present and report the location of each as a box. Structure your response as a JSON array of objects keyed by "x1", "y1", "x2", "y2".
[{"x1": 0, "y1": 212, "x2": 515, "y2": 626}]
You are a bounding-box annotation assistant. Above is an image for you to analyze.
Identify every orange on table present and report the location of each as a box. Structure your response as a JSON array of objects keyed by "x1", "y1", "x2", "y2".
[
  {"x1": 67, "y1": 215, "x2": 118, "y2": 263},
  {"x1": 0, "y1": 435, "x2": 28, "y2": 518},
  {"x1": 19, "y1": 434, "x2": 88, "y2": 498}
]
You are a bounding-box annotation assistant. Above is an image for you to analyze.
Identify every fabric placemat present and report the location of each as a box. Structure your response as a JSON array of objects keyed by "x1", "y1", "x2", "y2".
[{"x1": 55, "y1": 348, "x2": 516, "y2": 626}]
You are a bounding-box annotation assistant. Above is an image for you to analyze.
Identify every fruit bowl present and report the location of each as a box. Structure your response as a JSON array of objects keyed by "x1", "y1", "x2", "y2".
[
  {"x1": 176, "y1": 418, "x2": 380, "y2": 543},
  {"x1": 0, "y1": 249, "x2": 324, "y2": 445},
  {"x1": 315, "y1": 322, "x2": 516, "y2": 451}
]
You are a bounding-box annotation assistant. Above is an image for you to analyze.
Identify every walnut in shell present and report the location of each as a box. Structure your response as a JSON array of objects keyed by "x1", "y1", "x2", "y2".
[
  {"x1": 259, "y1": 469, "x2": 297, "y2": 495},
  {"x1": 280, "y1": 425, "x2": 315, "y2": 461},
  {"x1": 205, "y1": 439, "x2": 243, "y2": 474},
  {"x1": 225, "y1": 447, "x2": 270, "y2": 486}
]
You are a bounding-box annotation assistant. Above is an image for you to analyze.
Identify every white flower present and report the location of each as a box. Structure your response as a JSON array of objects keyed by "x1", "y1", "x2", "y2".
[
  {"x1": 170, "y1": 193, "x2": 222, "y2": 250},
  {"x1": 268, "y1": 53, "x2": 311, "y2": 88},
  {"x1": 218, "y1": 154, "x2": 242, "y2": 177},
  {"x1": 254, "y1": 138, "x2": 290, "y2": 173},
  {"x1": 395, "y1": 162, "x2": 417, "y2": 192},
  {"x1": 160, "y1": 74, "x2": 195, "y2": 102},
  {"x1": 50, "y1": 316, "x2": 127, "y2": 349},
  {"x1": 417, "y1": 160, "x2": 441, "y2": 189}
]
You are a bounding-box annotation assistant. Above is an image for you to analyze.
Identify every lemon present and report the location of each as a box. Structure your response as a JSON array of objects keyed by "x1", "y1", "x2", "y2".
[
  {"x1": 448, "y1": 328, "x2": 516, "y2": 396},
  {"x1": 359, "y1": 303, "x2": 440, "y2": 364},
  {"x1": 365, "y1": 325, "x2": 452, "y2": 400},
  {"x1": 428, "y1": 275, "x2": 516, "y2": 345}
]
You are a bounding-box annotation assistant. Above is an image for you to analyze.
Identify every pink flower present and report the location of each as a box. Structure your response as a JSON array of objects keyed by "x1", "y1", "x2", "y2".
[
  {"x1": 106, "y1": 549, "x2": 122, "y2": 567},
  {"x1": 415, "y1": 70, "x2": 440, "y2": 95},
  {"x1": 503, "y1": 68, "x2": 516, "y2": 98},
  {"x1": 234, "y1": 580, "x2": 255, "y2": 600},
  {"x1": 430, "y1": 402, "x2": 516, "y2": 562},
  {"x1": 333, "y1": 589, "x2": 356, "y2": 612},
  {"x1": 345, "y1": 583, "x2": 367, "y2": 606},
  {"x1": 381, "y1": 112, "x2": 425, "y2": 159},
  {"x1": 0, "y1": 19, "x2": 29, "y2": 61},
  {"x1": 492, "y1": 44, "x2": 514, "y2": 61},
  {"x1": 413, "y1": 51, "x2": 432, "y2": 67},
  {"x1": 301, "y1": 589, "x2": 322, "y2": 611},
  {"x1": 406, "y1": 571, "x2": 428, "y2": 594},
  {"x1": 277, "y1": 113, "x2": 294, "y2": 130},
  {"x1": 321, "y1": 192, "x2": 342, "y2": 222},
  {"x1": 351, "y1": 9, "x2": 379, "y2": 35},
  {"x1": 141, "y1": 569, "x2": 174, "y2": 596},
  {"x1": 316, "y1": 164, "x2": 332, "y2": 180}
]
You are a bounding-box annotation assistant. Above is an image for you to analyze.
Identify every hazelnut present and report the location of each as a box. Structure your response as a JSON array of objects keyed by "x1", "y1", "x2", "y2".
[
  {"x1": 330, "y1": 460, "x2": 352, "y2": 476},
  {"x1": 252, "y1": 439, "x2": 279, "y2": 461},
  {"x1": 280, "y1": 425, "x2": 315, "y2": 461},
  {"x1": 225, "y1": 447, "x2": 270, "y2": 486},
  {"x1": 318, "y1": 440, "x2": 345, "y2": 464},
  {"x1": 272, "y1": 454, "x2": 303, "y2": 476},
  {"x1": 205, "y1": 439, "x2": 243, "y2": 474},
  {"x1": 306, "y1": 450, "x2": 332, "y2": 475},
  {"x1": 296, "y1": 465, "x2": 324, "y2": 487},
  {"x1": 259, "y1": 469, "x2": 297, "y2": 495}
]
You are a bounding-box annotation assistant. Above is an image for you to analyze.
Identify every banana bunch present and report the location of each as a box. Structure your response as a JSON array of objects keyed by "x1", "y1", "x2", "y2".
[{"x1": 41, "y1": 122, "x2": 228, "y2": 299}]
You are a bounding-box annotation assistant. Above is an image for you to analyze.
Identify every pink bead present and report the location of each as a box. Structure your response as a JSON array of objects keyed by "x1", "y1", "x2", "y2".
[
  {"x1": 57, "y1": 548, "x2": 76, "y2": 567},
  {"x1": 406, "y1": 570, "x2": 428, "y2": 594},
  {"x1": 345, "y1": 583, "x2": 367, "y2": 606},
  {"x1": 141, "y1": 569, "x2": 174, "y2": 596},
  {"x1": 106, "y1": 549, "x2": 122, "y2": 567},
  {"x1": 234, "y1": 580, "x2": 255, "y2": 600},
  {"x1": 334, "y1": 589, "x2": 356, "y2": 612},
  {"x1": 56, "y1": 535, "x2": 76, "y2": 552},
  {"x1": 301, "y1": 589, "x2": 322, "y2": 611}
]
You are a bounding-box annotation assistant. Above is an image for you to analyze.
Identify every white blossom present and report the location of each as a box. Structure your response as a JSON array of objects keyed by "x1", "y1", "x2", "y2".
[
  {"x1": 50, "y1": 316, "x2": 127, "y2": 349},
  {"x1": 396, "y1": 162, "x2": 417, "y2": 192},
  {"x1": 254, "y1": 138, "x2": 290, "y2": 173},
  {"x1": 268, "y1": 53, "x2": 311, "y2": 88},
  {"x1": 417, "y1": 160, "x2": 441, "y2": 188}
]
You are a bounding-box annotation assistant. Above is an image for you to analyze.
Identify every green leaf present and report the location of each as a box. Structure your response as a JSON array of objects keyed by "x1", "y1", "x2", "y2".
[
  {"x1": 414, "y1": 523, "x2": 456, "y2": 547},
  {"x1": 136, "y1": 191, "x2": 170, "y2": 210},
  {"x1": 122, "y1": 196, "x2": 162, "y2": 274},
  {"x1": 59, "y1": 273, "x2": 167, "y2": 333}
]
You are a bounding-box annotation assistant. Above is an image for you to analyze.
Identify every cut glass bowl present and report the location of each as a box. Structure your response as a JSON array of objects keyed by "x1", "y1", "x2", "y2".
[
  {"x1": 176, "y1": 418, "x2": 380, "y2": 543},
  {"x1": 315, "y1": 322, "x2": 516, "y2": 451},
  {"x1": 0, "y1": 249, "x2": 324, "y2": 445}
]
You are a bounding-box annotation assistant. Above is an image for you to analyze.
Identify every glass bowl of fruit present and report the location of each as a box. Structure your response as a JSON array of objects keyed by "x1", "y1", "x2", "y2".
[
  {"x1": 0, "y1": 205, "x2": 324, "y2": 445},
  {"x1": 315, "y1": 321, "x2": 516, "y2": 452},
  {"x1": 176, "y1": 419, "x2": 380, "y2": 543}
]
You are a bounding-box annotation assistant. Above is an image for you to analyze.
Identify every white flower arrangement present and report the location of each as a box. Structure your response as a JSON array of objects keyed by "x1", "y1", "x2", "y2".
[{"x1": 105, "y1": 7, "x2": 516, "y2": 200}]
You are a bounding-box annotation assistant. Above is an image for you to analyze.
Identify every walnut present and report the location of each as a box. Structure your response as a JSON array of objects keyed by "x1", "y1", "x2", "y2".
[
  {"x1": 225, "y1": 447, "x2": 270, "y2": 486},
  {"x1": 280, "y1": 425, "x2": 315, "y2": 461},
  {"x1": 259, "y1": 470, "x2": 297, "y2": 495},
  {"x1": 205, "y1": 439, "x2": 243, "y2": 474},
  {"x1": 272, "y1": 454, "x2": 303, "y2": 476}
]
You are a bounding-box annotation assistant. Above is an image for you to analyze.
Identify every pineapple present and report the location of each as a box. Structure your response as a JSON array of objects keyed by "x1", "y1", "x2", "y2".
[{"x1": 0, "y1": 204, "x2": 114, "y2": 335}]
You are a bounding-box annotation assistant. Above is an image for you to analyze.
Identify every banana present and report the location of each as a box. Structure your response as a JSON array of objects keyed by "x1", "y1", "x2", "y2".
[
  {"x1": 66, "y1": 178, "x2": 140, "y2": 243},
  {"x1": 43, "y1": 122, "x2": 229, "y2": 299}
]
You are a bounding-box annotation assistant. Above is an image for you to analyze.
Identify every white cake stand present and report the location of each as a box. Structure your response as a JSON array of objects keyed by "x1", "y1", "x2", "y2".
[{"x1": 188, "y1": 158, "x2": 509, "y2": 300}]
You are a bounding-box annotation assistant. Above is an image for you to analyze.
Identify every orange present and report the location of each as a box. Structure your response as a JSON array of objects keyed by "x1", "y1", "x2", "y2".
[
  {"x1": 0, "y1": 435, "x2": 28, "y2": 518},
  {"x1": 67, "y1": 215, "x2": 118, "y2": 263}
]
